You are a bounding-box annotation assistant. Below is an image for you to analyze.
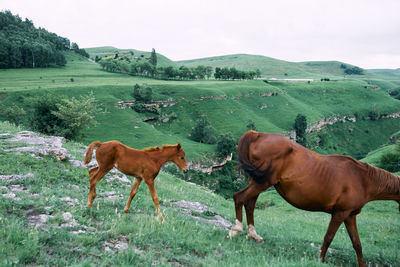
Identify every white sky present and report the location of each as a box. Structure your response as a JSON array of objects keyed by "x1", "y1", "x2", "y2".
[{"x1": 2, "y1": 0, "x2": 400, "y2": 69}]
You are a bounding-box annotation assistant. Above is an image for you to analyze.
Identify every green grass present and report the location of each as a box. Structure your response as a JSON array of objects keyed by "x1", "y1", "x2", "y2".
[{"x1": 0, "y1": 121, "x2": 399, "y2": 266}]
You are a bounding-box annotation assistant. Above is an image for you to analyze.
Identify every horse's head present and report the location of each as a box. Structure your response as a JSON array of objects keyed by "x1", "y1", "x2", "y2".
[{"x1": 171, "y1": 143, "x2": 188, "y2": 173}]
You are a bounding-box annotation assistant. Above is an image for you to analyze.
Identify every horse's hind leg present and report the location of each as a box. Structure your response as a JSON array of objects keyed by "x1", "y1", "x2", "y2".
[
  {"x1": 245, "y1": 195, "x2": 263, "y2": 242},
  {"x1": 344, "y1": 215, "x2": 366, "y2": 267},
  {"x1": 320, "y1": 211, "x2": 350, "y2": 263},
  {"x1": 124, "y1": 178, "x2": 142, "y2": 213},
  {"x1": 87, "y1": 167, "x2": 111, "y2": 207}
]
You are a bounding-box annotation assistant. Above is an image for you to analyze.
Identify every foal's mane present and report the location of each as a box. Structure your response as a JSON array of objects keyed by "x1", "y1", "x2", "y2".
[{"x1": 143, "y1": 144, "x2": 177, "y2": 152}]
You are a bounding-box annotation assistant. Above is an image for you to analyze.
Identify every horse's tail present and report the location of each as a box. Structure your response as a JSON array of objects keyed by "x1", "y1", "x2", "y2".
[
  {"x1": 237, "y1": 130, "x2": 265, "y2": 182},
  {"x1": 84, "y1": 141, "x2": 102, "y2": 165}
]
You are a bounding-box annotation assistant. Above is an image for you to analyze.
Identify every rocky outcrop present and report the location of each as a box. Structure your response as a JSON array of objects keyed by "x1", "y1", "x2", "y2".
[
  {"x1": 5, "y1": 131, "x2": 70, "y2": 161},
  {"x1": 188, "y1": 153, "x2": 233, "y2": 174}
]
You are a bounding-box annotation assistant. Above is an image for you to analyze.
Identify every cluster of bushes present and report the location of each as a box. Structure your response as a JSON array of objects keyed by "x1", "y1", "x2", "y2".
[
  {"x1": 0, "y1": 92, "x2": 99, "y2": 140},
  {"x1": 0, "y1": 11, "x2": 88, "y2": 69},
  {"x1": 340, "y1": 64, "x2": 364, "y2": 75},
  {"x1": 388, "y1": 88, "x2": 400, "y2": 100},
  {"x1": 214, "y1": 67, "x2": 261, "y2": 80}
]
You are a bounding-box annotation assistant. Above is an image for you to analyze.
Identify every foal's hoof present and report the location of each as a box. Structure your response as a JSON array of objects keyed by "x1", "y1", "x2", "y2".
[{"x1": 158, "y1": 215, "x2": 165, "y2": 222}]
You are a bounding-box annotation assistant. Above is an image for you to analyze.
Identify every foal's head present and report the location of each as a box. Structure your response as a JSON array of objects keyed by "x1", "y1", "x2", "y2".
[{"x1": 170, "y1": 143, "x2": 189, "y2": 173}]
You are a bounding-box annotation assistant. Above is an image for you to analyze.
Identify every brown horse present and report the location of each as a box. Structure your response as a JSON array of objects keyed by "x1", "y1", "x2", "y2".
[
  {"x1": 229, "y1": 130, "x2": 400, "y2": 267},
  {"x1": 84, "y1": 141, "x2": 188, "y2": 221}
]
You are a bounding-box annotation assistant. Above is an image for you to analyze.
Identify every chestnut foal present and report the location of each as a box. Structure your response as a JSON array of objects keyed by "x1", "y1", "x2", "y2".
[{"x1": 84, "y1": 141, "x2": 188, "y2": 221}]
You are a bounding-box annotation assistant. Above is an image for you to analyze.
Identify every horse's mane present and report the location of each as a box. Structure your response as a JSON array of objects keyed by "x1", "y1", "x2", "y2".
[
  {"x1": 346, "y1": 157, "x2": 400, "y2": 194},
  {"x1": 359, "y1": 160, "x2": 400, "y2": 194},
  {"x1": 332, "y1": 155, "x2": 400, "y2": 194}
]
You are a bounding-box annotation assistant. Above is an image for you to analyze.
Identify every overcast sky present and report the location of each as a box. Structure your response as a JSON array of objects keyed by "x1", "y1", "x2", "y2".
[{"x1": 2, "y1": 0, "x2": 400, "y2": 69}]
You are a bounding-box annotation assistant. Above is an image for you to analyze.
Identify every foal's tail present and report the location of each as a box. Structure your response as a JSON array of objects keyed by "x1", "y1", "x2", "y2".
[{"x1": 84, "y1": 141, "x2": 102, "y2": 165}]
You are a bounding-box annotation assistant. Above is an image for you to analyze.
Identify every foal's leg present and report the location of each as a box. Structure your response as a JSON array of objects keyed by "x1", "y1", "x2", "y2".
[
  {"x1": 320, "y1": 211, "x2": 350, "y2": 263},
  {"x1": 124, "y1": 178, "x2": 142, "y2": 213},
  {"x1": 229, "y1": 181, "x2": 269, "y2": 238},
  {"x1": 344, "y1": 215, "x2": 366, "y2": 267},
  {"x1": 87, "y1": 167, "x2": 112, "y2": 207},
  {"x1": 145, "y1": 179, "x2": 164, "y2": 222},
  {"x1": 245, "y1": 195, "x2": 263, "y2": 242}
]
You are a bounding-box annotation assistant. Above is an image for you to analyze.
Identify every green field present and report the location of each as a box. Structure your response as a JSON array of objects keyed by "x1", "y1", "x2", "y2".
[
  {"x1": 0, "y1": 121, "x2": 399, "y2": 266},
  {"x1": 0, "y1": 49, "x2": 399, "y2": 266},
  {"x1": 1, "y1": 51, "x2": 399, "y2": 160}
]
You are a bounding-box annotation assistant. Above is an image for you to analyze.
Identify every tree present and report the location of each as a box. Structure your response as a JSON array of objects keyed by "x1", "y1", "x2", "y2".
[
  {"x1": 217, "y1": 133, "x2": 236, "y2": 157},
  {"x1": 150, "y1": 48, "x2": 157, "y2": 68},
  {"x1": 133, "y1": 84, "x2": 142, "y2": 102},
  {"x1": 51, "y1": 92, "x2": 99, "y2": 139},
  {"x1": 293, "y1": 114, "x2": 307, "y2": 145},
  {"x1": 191, "y1": 118, "x2": 217, "y2": 144},
  {"x1": 246, "y1": 119, "x2": 257, "y2": 131},
  {"x1": 29, "y1": 92, "x2": 99, "y2": 140}
]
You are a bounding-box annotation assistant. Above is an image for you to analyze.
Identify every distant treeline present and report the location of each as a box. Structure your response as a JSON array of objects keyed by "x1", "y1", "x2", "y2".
[
  {"x1": 0, "y1": 11, "x2": 88, "y2": 69},
  {"x1": 340, "y1": 64, "x2": 364, "y2": 75},
  {"x1": 98, "y1": 56, "x2": 261, "y2": 80}
]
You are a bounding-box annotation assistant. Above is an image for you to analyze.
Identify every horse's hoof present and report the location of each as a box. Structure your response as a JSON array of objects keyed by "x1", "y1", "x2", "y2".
[
  {"x1": 158, "y1": 215, "x2": 165, "y2": 222},
  {"x1": 247, "y1": 224, "x2": 264, "y2": 243},
  {"x1": 228, "y1": 227, "x2": 243, "y2": 238},
  {"x1": 247, "y1": 233, "x2": 264, "y2": 243},
  {"x1": 228, "y1": 219, "x2": 243, "y2": 238}
]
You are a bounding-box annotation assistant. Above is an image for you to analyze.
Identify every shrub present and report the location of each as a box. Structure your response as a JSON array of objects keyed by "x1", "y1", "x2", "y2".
[
  {"x1": 217, "y1": 133, "x2": 236, "y2": 157},
  {"x1": 51, "y1": 92, "x2": 98, "y2": 139},
  {"x1": 378, "y1": 151, "x2": 400, "y2": 172},
  {"x1": 191, "y1": 118, "x2": 217, "y2": 144},
  {"x1": 0, "y1": 104, "x2": 26, "y2": 126},
  {"x1": 29, "y1": 92, "x2": 98, "y2": 139},
  {"x1": 132, "y1": 84, "x2": 152, "y2": 103}
]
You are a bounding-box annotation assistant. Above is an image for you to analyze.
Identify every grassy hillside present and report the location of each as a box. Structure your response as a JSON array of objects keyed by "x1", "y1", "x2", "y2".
[
  {"x1": 1, "y1": 51, "x2": 400, "y2": 159},
  {"x1": 1, "y1": 121, "x2": 399, "y2": 266},
  {"x1": 85, "y1": 46, "x2": 177, "y2": 68}
]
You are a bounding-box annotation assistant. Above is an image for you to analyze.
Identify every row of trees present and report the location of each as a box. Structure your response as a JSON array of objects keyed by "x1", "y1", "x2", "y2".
[
  {"x1": 99, "y1": 58, "x2": 260, "y2": 80},
  {"x1": 214, "y1": 67, "x2": 261, "y2": 80},
  {"x1": 0, "y1": 11, "x2": 88, "y2": 69}
]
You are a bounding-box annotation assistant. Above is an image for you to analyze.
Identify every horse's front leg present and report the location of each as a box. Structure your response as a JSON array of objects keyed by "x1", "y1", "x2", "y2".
[
  {"x1": 245, "y1": 195, "x2": 263, "y2": 242},
  {"x1": 229, "y1": 181, "x2": 269, "y2": 239},
  {"x1": 145, "y1": 179, "x2": 164, "y2": 222}
]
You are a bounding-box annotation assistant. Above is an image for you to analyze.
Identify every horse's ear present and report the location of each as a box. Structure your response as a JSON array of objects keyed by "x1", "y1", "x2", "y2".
[{"x1": 177, "y1": 143, "x2": 181, "y2": 151}]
